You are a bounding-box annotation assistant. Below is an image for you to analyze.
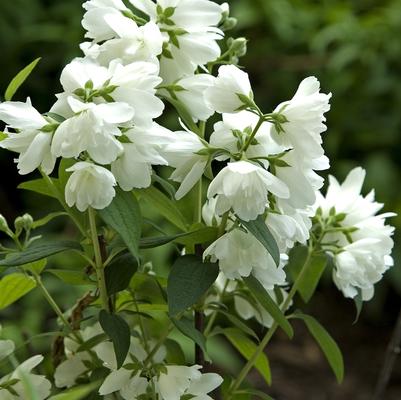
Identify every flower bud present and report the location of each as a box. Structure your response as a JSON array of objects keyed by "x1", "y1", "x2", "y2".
[
  {"x1": 0, "y1": 214, "x2": 9, "y2": 232},
  {"x1": 14, "y1": 213, "x2": 34, "y2": 234},
  {"x1": 229, "y1": 37, "x2": 248, "y2": 58}
]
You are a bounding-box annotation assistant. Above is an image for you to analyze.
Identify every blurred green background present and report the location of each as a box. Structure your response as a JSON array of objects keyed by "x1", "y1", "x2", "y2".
[{"x1": 0, "y1": 0, "x2": 400, "y2": 398}]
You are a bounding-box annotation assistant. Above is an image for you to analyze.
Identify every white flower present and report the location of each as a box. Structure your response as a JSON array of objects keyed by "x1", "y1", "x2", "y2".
[
  {"x1": 53, "y1": 58, "x2": 164, "y2": 127},
  {"x1": 154, "y1": 365, "x2": 202, "y2": 400},
  {"x1": 0, "y1": 355, "x2": 51, "y2": 399},
  {"x1": 316, "y1": 167, "x2": 395, "y2": 301},
  {"x1": 162, "y1": 130, "x2": 208, "y2": 200},
  {"x1": 207, "y1": 161, "x2": 289, "y2": 221},
  {"x1": 204, "y1": 228, "x2": 286, "y2": 288},
  {"x1": 111, "y1": 123, "x2": 171, "y2": 190},
  {"x1": 163, "y1": 74, "x2": 215, "y2": 122},
  {"x1": 51, "y1": 97, "x2": 133, "y2": 164},
  {"x1": 65, "y1": 162, "x2": 117, "y2": 211},
  {"x1": 0, "y1": 100, "x2": 56, "y2": 174},
  {"x1": 275, "y1": 150, "x2": 329, "y2": 210},
  {"x1": 82, "y1": 0, "x2": 129, "y2": 42},
  {"x1": 97, "y1": 338, "x2": 167, "y2": 399},
  {"x1": 271, "y1": 76, "x2": 331, "y2": 159},
  {"x1": 205, "y1": 65, "x2": 252, "y2": 113},
  {"x1": 82, "y1": 16, "x2": 163, "y2": 65},
  {"x1": 129, "y1": 0, "x2": 223, "y2": 82},
  {"x1": 185, "y1": 372, "x2": 223, "y2": 400},
  {"x1": 234, "y1": 286, "x2": 290, "y2": 328},
  {"x1": 209, "y1": 111, "x2": 284, "y2": 162}
]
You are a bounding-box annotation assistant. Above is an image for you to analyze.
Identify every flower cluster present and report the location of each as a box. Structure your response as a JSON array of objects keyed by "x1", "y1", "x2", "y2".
[
  {"x1": 315, "y1": 167, "x2": 395, "y2": 301},
  {"x1": 54, "y1": 323, "x2": 222, "y2": 400},
  {"x1": 0, "y1": 334, "x2": 51, "y2": 399}
]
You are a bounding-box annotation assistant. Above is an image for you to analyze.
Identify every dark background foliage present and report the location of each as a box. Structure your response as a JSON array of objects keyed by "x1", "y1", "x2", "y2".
[{"x1": 0, "y1": 0, "x2": 400, "y2": 398}]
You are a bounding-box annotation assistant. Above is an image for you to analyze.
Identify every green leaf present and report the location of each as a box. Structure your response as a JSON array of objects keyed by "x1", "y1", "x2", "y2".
[
  {"x1": 5, "y1": 58, "x2": 41, "y2": 101},
  {"x1": 162, "y1": 95, "x2": 199, "y2": 134},
  {"x1": 46, "y1": 269, "x2": 93, "y2": 286},
  {"x1": 21, "y1": 259, "x2": 47, "y2": 275},
  {"x1": 99, "y1": 310, "x2": 131, "y2": 369},
  {"x1": 139, "y1": 227, "x2": 218, "y2": 249},
  {"x1": 240, "y1": 216, "x2": 280, "y2": 266},
  {"x1": 0, "y1": 241, "x2": 82, "y2": 267},
  {"x1": 243, "y1": 275, "x2": 293, "y2": 339},
  {"x1": 293, "y1": 313, "x2": 344, "y2": 383},
  {"x1": 0, "y1": 131, "x2": 8, "y2": 141},
  {"x1": 235, "y1": 389, "x2": 275, "y2": 400},
  {"x1": 287, "y1": 246, "x2": 328, "y2": 303},
  {"x1": 223, "y1": 328, "x2": 271, "y2": 385},
  {"x1": 48, "y1": 381, "x2": 100, "y2": 400},
  {"x1": 171, "y1": 316, "x2": 207, "y2": 355},
  {"x1": 32, "y1": 212, "x2": 67, "y2": 229},
  {"x1": 215, "y1": 309, "x2": 259, "y2": 341},
  {"x1": 98, "y1": 189, "x2": 142, "y2": 261},
  {"x1": 105, "y1": 253, "x2": 138, "y2": 295},
  {"x1": 165, "y1": 338, "x2": 186, "y2": 365},
  {"x1": 58, "y1": 158, "x2": 76, "y2": 190},
  {"x1": 138, "y1": 186, "x2": 187, "y2": 231},
  {"x1": 18, "y1": 178, "x2": 59, "y2": 199},
  {"x1": 168, "y1": 255, "x2": 219, "y2": 316},
  {"x1": 0, "y1": 273, "x2": 36, "y2": 309}
]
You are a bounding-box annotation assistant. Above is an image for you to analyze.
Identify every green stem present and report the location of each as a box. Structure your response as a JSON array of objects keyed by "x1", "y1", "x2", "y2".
[
  {"x1": 242, "y1": 115, "x2": 265, "y2": 153},
  {"x1": 88, "y1": 208, "x2": 110, "y2": 312},
  {"x1": 204, "y1": 280, "x2": 229, "y2": 337},
  {"x1": 32, "y1": 272, "x2": 82, "y2": 344},
  {"x1": 227, "y1": 246, "x2": 314, "y2": 397}
]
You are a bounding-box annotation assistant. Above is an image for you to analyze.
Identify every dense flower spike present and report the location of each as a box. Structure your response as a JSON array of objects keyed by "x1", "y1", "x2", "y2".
[{"x1": 316, "y1": 167, "x2": 395, "y2": 301}]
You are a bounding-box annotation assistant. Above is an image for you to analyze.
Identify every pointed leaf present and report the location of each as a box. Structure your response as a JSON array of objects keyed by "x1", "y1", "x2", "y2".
[
  {"x1": 293, "y1": 313, "x2": 344, "y2": 383},
  {"x1": 0, "y1": 273, "x2": 36, "y2": 309},
  {"x1": 48, "y1": 381, "x2": 100, "y2": 400},
  {"x1": 99, "y1": 311, "x2": 131, "y2": 369},
  {"x1": 171, "y1": 316, "x2": 207, "y2": 355},
  {"x1": 5, "y1": 58, "x2": 41, "y2": 101},
  {"x1": 241, "y1": 216, "x2": 280, "y2": 266},
  {"x1": 98, "y1": 189, "x2": 141, "y2": 261},
  {"x1": 138, "y1": 186, "x2": 188, "y2": 231},
  {"x1": 287, "y1": 246, "x2": 327, "y2": 303},
  {"x1": 0, "y1": 241, "x2": 82, "y2": 266},
  {"x1": 105, "y1": 253, "x2": 138, "y2": 295},
  {"x1": 223, "y1": 328, "x2": 271, "y2": 385},
  {"x1": 168, "y1": 255, "x2": 219, "y2": 316},
  {"x1": 244, "y1": 275, "x2": 293, "y2": 338},
  {"x1": 18, "y1": 178, "x2": 59, "y2": 199}
]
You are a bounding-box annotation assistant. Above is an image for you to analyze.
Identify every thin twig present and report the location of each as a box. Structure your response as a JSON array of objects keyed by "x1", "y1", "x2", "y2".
[{"x1": 373, "y1": 306, "x2": 401, "y2": 400}]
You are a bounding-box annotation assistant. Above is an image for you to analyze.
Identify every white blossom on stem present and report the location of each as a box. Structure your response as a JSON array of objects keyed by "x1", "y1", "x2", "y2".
[
  {"x1": 65, "y1": 162, "x2": 117, "y2": 211},
  {"x1": 0, "y1": 100, "x2": 56, "y2": 175}
]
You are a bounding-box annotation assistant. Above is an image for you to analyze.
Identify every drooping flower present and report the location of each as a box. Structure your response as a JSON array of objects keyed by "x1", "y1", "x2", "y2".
[
  {"x1": 111, "y1": 123, "x2": 171, "y2": 190},
  {"x1": 204, "y1": 228, "x2": 286, "y2": 289},
  {"x1": 0, "y1": 355, "x2": 52, "y2": 399},
  {"x1": 0, "y1": 100, "x2": 56, "y2": 175},
  {"x1": 82, "y1": 0, "x2": 130, "y2": 42},
  {"x1": 316, "y1": 167, "x2": 395, "y2": 301},
  {"x1": 161, "y1": 74, "x2": 216, "y2": 122},
  {"x1": 205, "y1": 65, "x2": 253, "y2": 113},
  {"x1": 128, "y1": 0, "x2": 224, "y2": 82},
  {"x1": 162, "y1": 129, "x2": 208, "y2": 200},
  {"x1": 154, "y1": 365, "x2": 222, "y2": 400},
  {"x1": 51, "y1": 97, "x2": 133, "y2": 164},
  {"x1": 207, "y1": 161, "x2": 289, "y2": 221},
  {"x1": 65, "y1": 162, "x2": 117, "y2": 211},
  {"x1": 270, "y1": 76, "x2": 331, "y2": 159},
  {"x1": 53, "y1": 58, "x2": 164, "y2": 127},
  {"x1": 81, "y1": 15, "x2": 163, "y2": 65}
]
